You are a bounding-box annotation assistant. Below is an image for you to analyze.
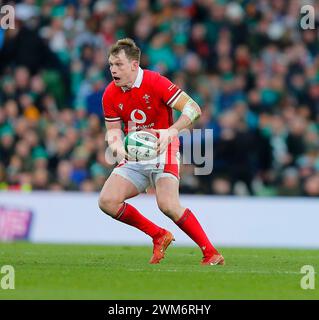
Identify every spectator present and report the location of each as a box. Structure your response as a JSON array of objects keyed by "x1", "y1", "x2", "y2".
[
  {"x1": 278, "y1": 168, "x2": 302, "y2": 196},
  {"x1": 211, "y1": 176, "x2": 233, "y2": 196},
  {"x1": 303, "y1": 174, "x2": 319, "y2": 197}
]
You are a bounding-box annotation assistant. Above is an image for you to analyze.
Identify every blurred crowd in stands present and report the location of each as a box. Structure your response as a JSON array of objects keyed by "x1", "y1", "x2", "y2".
[{"x1": 1, "y1": 0, "x2": 319, "y2": 196}]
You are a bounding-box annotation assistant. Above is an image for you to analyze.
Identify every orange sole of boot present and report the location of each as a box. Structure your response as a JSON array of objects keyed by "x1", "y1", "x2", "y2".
[{"x1": 149, "y1": 232, "x2": 175, "y2": 264}]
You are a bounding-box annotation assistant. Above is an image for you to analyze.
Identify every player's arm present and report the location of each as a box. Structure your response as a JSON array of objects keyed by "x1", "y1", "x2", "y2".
[
  {"x1": 169, "y1": 91, "x2": 202, "y2": 133},
  {"x1": 105, "y1": 120, "x2": 127, "y2": 163},
  {"x1": 156, "y1": 91, "x2": 202, "y2": 153},
  {"x1": 103, "y1": 88, "x2": 132, "y2": 162}
]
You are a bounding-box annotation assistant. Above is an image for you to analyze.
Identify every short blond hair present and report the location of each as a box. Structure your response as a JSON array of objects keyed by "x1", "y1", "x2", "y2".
[{"x1": 108, "y1": 38, "x2": 141, "y2": 62}]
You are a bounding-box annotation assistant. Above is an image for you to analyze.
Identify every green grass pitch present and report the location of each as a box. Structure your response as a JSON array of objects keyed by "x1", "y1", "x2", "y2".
[{"x1": 0, "y1": 242, "x2": 318, "y2": 300}]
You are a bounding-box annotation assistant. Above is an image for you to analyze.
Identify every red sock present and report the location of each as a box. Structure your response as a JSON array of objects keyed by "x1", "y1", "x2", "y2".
[
  {"x1": 115, "y1": 203, "x2": 163, "y2": 239},
  {"x1": 176, "y1": 208, "x2": 218, "y2": 257}
]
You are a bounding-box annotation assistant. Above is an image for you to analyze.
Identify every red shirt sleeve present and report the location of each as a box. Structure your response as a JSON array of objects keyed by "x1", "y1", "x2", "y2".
[
  {"x1": 156, "y1": 74, "x2": 182, "y2": 107},
  {"x1": 102, "y1": 87, "x2": 121, "y2": 122}
]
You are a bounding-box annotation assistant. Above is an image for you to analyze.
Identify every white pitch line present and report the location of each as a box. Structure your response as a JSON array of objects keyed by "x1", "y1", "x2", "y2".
[{"x1": 127, "y1": 268, "x2": 300, "y2": 275}]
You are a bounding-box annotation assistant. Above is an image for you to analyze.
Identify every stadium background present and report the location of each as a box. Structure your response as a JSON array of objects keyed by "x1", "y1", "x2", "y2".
[
  {"x1": 0, "y1": 0, "x2": 319, "y2": 300},
  {"x1": 1, "y1": 0, "x2": 319, "y2": 196}
]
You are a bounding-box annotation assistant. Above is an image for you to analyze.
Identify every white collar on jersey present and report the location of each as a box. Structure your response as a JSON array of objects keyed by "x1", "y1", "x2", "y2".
[{"x1": 121, "y1": 67, "x2": 143, "y2": 92}]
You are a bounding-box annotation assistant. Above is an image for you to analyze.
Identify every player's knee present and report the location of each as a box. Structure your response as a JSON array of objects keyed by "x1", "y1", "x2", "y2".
[
  {"x1": 98, "y1": 193, "x2": 121, "y2": 217},
  {"x1": 158, "y1": 200, "x2": 178, "y2": 218}
]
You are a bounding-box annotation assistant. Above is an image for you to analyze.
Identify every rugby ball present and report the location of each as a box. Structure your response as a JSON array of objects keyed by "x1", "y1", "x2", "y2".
[{"x1": 124, "y1": 131, "x2": 158, "y2": 161}]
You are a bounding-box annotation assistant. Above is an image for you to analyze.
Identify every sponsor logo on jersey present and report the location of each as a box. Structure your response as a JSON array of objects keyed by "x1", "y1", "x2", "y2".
[
  {"x1": 130, "y1": 109, "x2": 147, "y2": 124},
  {"x1": 130, "y1": 123, "x2": 155, "y2": 131}
]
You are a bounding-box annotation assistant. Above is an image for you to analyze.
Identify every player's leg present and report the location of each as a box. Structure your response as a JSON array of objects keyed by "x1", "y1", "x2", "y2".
[
  {"x1": 99, "y1": 173, "x2": 138, "y2": 217},
  {"x1": 154, "y1": 176, "x2": 185, "y2": 221},
  {"x1": 155, "y1": 176, "x2": 224, "y2": 265},
  {"x1": 98, "y1": 172, "x2": 165, "y2": 240}
]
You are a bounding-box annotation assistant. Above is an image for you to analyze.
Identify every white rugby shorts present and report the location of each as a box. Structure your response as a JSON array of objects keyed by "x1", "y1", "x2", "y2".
[{"x1": 112, "y1": 150, "x2": 180, "y2": 193}]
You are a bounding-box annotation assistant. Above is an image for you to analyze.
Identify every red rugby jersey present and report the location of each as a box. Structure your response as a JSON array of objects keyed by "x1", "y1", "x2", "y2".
[{"x1": 102, "y1": 68, "x2": 182, "y2": 134}]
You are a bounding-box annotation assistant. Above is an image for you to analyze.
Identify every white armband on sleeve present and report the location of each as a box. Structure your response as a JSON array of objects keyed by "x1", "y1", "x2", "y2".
[{"x1": 182, "y1": 99, "x2": 200, "y2": 123}]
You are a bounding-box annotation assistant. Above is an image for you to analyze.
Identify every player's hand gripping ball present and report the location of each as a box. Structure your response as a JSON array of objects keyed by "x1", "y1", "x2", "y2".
[{"x1": 124, "y1": 131, "x2": 158, "y2": 161}]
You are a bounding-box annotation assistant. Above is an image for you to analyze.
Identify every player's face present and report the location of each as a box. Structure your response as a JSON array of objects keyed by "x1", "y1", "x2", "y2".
[{"x1": 108, "y1": 50, "x2": 138, "y2": 88}]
